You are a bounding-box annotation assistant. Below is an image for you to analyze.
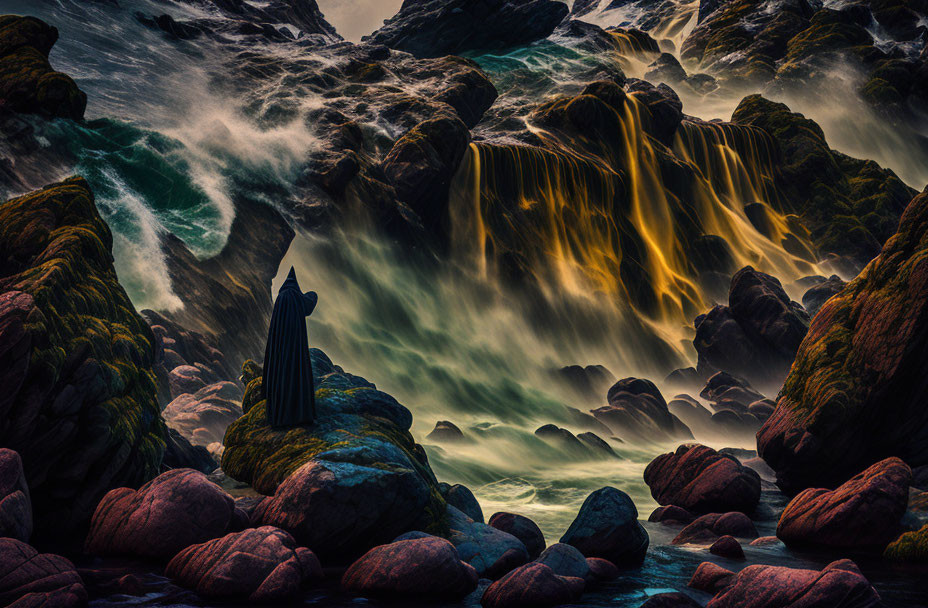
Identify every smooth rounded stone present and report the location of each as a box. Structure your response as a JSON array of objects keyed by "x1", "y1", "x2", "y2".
[
  {"x1": 342, "y1": 536, "x2": 478, "y2": 599},
  {"x1": 688, "y1": 562, "x2": 734, "y2": 593},
  {"x1": 649, "y1": 505, "x2": 696, "y2": 525},
  {"x1": 640, "y1": 592, "x2": 703, "y2": 607},
  {"x1": 668, "y1": 397, "x2": 714, "y2": 432},
  {"x1": 0, "y1": 448, "x2": 32, "y2": 542},
  {"x1": 168, "y1": 365, "x2": 211, "y2": 399},
  {"x1": 777, "y1": 457, "x2": 911, "y2": 550},
  {"x1": 560, "y1": 486, "x2": 649, "y2": 567},
  {"x1": 705, "y1": 559, "x2": 881, "y2": 608},
  {"x1": 441, "y1": 483, "x2": 484, "y2": 523},
  {"x1": 448, "y1": 506, "x2": 530, "y2": 579},
  {"x1": 709, "y1": 535, "x2": 744, "y2": 559},
  {"x1": 163, "y1": 381, "x2": 243, "y2": 447},
  {"x1": 535, "y1": 543, "x2": 589, "y2": 579},
  {"x1": 489, "y1": 512, "x2": 546, "y2": 559},
  {"x1": 0, "y1": 537, "x2": 87, "y2": 607},
  {"x1": 592, "y1": 378, "x2": 693, "y2": 443},
  {"x1": 750, "y1": 536, "x2": 781, "y2": 546},
  {"x1": 254, "y1": 458, "x2": 435, "y2": 562},
  {"x1": 427, "y1": 420, "x2": 465, "y2": 442},
  {"x1": 673, "y1": 512, "x2": 759, "y2": 545},
  {"x1": 585, "y1": 557, "x2": 619, "y2": 581},
  {"x1": 554, "y1": 364, "x2": 616, "y2": 399},
  {"x1": 644, "y1": 444, "x2": 761, "y2": 514},
  {"x1": 481, "y1": 562, "x2": 584, "y2": 608},
  {"x1": 85, "y1": 468, "x2": 235, "y2": 560},
  {"x1": 166, "y1": 526, "x2": 322, "y2": 601}
]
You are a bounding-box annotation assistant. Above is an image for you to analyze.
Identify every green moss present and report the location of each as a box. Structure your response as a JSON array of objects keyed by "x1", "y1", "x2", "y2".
[{"x1": 884, "y1": 524, "x2": 928, "y2": 562}]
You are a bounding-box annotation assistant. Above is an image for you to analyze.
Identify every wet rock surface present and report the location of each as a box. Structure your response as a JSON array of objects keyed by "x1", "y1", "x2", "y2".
[{"x1": 560, "y1": 486, "x2": 649, "y2": 567}]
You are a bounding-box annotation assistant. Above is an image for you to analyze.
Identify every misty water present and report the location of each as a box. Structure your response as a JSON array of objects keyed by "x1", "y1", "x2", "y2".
[{"x1": 6, "y1": 1, "x2": 928, "y2": 605}]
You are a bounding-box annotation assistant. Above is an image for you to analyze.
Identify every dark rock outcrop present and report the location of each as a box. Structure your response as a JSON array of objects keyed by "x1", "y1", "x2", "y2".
[
  {"x1": 554, "y1": 364, "x2": 616, "y2": 399},
  {"x1": 0, "y1": 16, "x2": 86, "y2": 119},
  {"x1": 0, "y1": 537, "x2": 86, "y2": 607},
  {"x1": 592, "y1": 378, "x2": 692, "y2": 443},
  {"x1": 649, "y1": 505, "x2": 696, "y2": 525},
  {"x1": 84, "y1": 468, "x2": 235, "y2": 560},
  {"x1": 560, "y1": 486, "x2": 649, "y2": 567},
  {"x1": 757, "y1": 188, "x2": 928, "y2": 493},
  {"x1": 644, "y1": 444, "x2": 761, "y2": 514},
  {"x1": 366, "y1": 0, "x2": 569, "y2": 58},
  {"x1": 777, "y1": 457, "x2": 911, "y2": 550},
  {"x1": 441, "y1": 483, "x2": 484, "y2": 523},
  {"x1": 162, "y1": 428, "x2": 217, "y2": 474},
  {"x1": 165, "y1": 526, "x2": 322, "y2": 601},
  {"x1": 801, "y1": 274, "x2": 845, "y2": 316},
  {"x1": 447, "y1": 505, "x2": 529, "y2": 579},
  {"x1": 705, "y1": 559, "x2": 881, "y2": 607},
  {"x1": 0, "y1": 179, "x2": 166, "y2": 544},
  {"x1": 342, "y1": 536, "x2": 478, "y2": 599},
  {"x1": 481, "y1": 562, "x2": 584, "y2": 608},
  {"x1": 489, "y1": 512, "x2": 546, "y2": 559},
  {"x1": 673, "y1": 512, "x2": 759, "y2": 545},
  {"x1": 0, "y1": 448, "x2": 31, "y2": 542},
  {"x1": 535, "y1": 543, "x2": 589, "y2": 580},
  {"x1": 427, "y1": 420, "x2": 466, "y2": 442}
]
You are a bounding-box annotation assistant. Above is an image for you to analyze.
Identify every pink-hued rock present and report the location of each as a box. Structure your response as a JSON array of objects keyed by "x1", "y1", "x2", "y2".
[
  {"x1": 0, "y1": 448, "x2": 32, "y2": 542},
  {"x1": 749, "y1": 536, "x2": 781, "y2": 546},
  {"x1": 163, "y1": 381, "x2": 243, "y2": 447},
  {"x1": 165, "y1": 526, "x2": 321, "y2": 601},
  {"x1": 85, "y1": 468, "x2": 235, "y2": 559},
  {"x1": 489, "y1": 512, "x2": 546, "y2": 559},
  {"x1": 673, "y1": 512, "x2": 758, "y2": 545},
  {"x1": 585, "y1": 557, "x2": 619, "y2": 581},
  {"x1": 649, "y1": 505, "x2": 696, "y2": 525},
  {"x1": 777, "y1": 458, "x2": 911, "y2": 550},
  {"x1": 706, "y1": 559, "x2": 881, "y2": 607},
  {"x1": 688, "y1": 562, "x2": 734, "y2": 594},
  {"x1": 481, "y1": 562, "x2": 585, "y2": 608},
  {"x1": 644, "y1": 444, "x2": 761, "y2": 514},
  {"x1": 0, "y1": 537, "x2": 86, "y2": 608},
  {"x1": 709, "y1": 535, "x2": 744, "y2": 559},
  {"x1": 342, "y1": 536, "x2": 477, "y2": 598}
]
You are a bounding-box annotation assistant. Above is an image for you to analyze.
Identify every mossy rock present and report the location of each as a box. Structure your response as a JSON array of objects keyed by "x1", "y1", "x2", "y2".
[
  {"x1": 0, "y1": 15, "x2": 86, "y2": 119},
  {"x1": 884, "y1": 524, "x2": 928, "y2": 562},
  {"x1": 0, "y1": 177, "x2": 165, "y2": 544}
]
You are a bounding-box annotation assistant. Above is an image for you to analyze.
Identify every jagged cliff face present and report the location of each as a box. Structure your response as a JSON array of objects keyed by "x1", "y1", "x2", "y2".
[{"x1": 0, "y1": 178, "x2": 165, "y2": 545}]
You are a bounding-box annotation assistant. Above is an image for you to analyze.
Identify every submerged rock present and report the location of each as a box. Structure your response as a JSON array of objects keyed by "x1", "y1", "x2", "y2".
[
  {"x1": 0, "y1": 448, "x2": 31, "y2": 542},
  {"x1": 85, "y1": 468, "x2": 235, "y2": 560},
  {"x1": 481, "y1": 562, "x2": 584, "y2": 608},
  {"x1": 166, "y1": 526, "x2": 321, "y2": 601},
  {"x1": 777, "y1": 457, "x2": 911, "y2": 550},
  {"x1": 366, "y1": 0, "x2": 569, "y2": 58},
  {"x1": 560, "y1": 487, "x2": 649, "y2": 567},
  {"x1": 757, "y1": 188, "x2": 928, "y2": 493},
  {"x1": 705, "y1": 559, "x2": 881, "y2": 607},
  {"x1": 0, "y1": 179, "x2": 166, "y2": 544},
  {"x1": 0, "y1": 537, "x2": 86, "y2": 607},
  {"x1": 489, "y1": 512, "x2": 546, "y2": 559},
  {"x1": 641, "y1": 592, "x2": 703, "y2": 607},
  {"x1": 644, "y1": 444, "x2": 761, "y2": 514}
]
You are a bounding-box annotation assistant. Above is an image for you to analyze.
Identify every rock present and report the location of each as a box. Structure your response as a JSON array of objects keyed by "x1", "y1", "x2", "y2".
[
  {"x1": 0, "y1": 179, "x2": 166, "y2": 544},
  {"x1": 688, "y1": 561, "x2": 735, "y2": 594},
  {"x1": 427, "y1": 420, "x2": 466, "y2": 442},
  {"x1": 535, "y1": 543, "x2": 589, "y2": 579},
  {"x1": 442, "y1": 483, "x2": 484, "y2": 523},
  {"x1": 554, "y1": 364, "x2": 616, "y2": 399},
  {"x1": 489, "y1": 512, "x2": 546, "y2": 559},
  {"x1": 750, "y1": 536, "x2": 781, "y2": 546},
  {"x1": 163, "y1": 382, "x2": 243, "y2": 447},
  {"x1": 694, "y1": 267, "x2": 810, "y2": 391},
  {"x1": 0, "y1": 537, "x2": 86, "y2": 607},
  {"x1": 165, "y1": 526, "x2": 321, "y2": 601},
  {"x1": 224, "y1": 356, "x2": 445, "y2": 561},
  {"x1": 577, "y1": 432, "x2": 617, "y2": 457},
  {"x1": 366, "y1": 0, "x2": 569, "y2": 58},
  {"x1": 645, "y1": 53, "x2": 688, "y2": 83},
  {"x1": 0, "y1": 16, "x2": 86, "y2": 119},
  {"x1": 564, "y1": 407, "x2": 614, "y2": 436},
  {"x1": 534, "y1": 424, "x2": 586, "y2": 452},
  {"x1": 705, "y1": 559, "x2": 881, "y2": 607},
  {"x1": 709, "y1": 535, "x2": 744, "y2": 559},
  {"x1": 162, "y1": 428, "x2": 217, "y2": 474},
  {"x1": 85, "y1": 468, "x2": 235, "y2": 560},
  {"x1": 447, "y1": 506, "x2": 530, "y2": 578},
  {"x1": 644, "y1": 444, "x2": 761, "y2": 514},
  {"x1": 777, "y1": 457, "x2": 911, "y2": 550},
  {"x1": 884, "y1": 522, "x2": 928, "y2": 562},
  {"x1": 481, "y1": 562, "x2": 584, "y2": 608},
  {"x1": 560, "y1": 487, "x2": 649, "y2": 567},
  {"x1": 623, "y1": 79, "x2": 683, "y2": 145},
  {"x1": 592, "y1": 378, "x2": 693, "y2": 443},
  {"x1": 649, "y1": 505, "x2": 696, "y2": 525},
  {"x1": 757, "y1": 188, "x2": 928, "y2": 494},
  {"x1": 802, "y1": 274, "x2": 845, "y2": 316},
  {"x1": 342, "y1": 536, "x2": 477, "y2": 599},
  {"x1": 673, "y1": 512, "x2": 759, "y2": 545},
  {"x1": 667, "y1": 395, "x2": 714, "y2": 433},
  {"x1": 641, "y1": 592, "x2": 703, "y2": 607},
  {"x1": 585, "y1": 557, "x2": 619, "y2": 581},
  {"x1": 0, "y1": 448, "x2": 32, "y2": 542}
]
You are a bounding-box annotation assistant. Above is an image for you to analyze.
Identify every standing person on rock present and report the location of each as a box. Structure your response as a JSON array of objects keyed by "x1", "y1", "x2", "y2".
[{"x1": 263, "y1": 267, "x2": 318, "y2": 427}]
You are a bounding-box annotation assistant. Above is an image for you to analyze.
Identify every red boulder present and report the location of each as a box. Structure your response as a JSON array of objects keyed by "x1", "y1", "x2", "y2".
[
  {"x1": 0, "y1": 537, "x2": 86, "y2": 608},
  {"x1": 481, "y1": 562, "x2": 584, "y2": 608},
  {"x1": 673, "y1": 512, "x2": 758, "y2": 545}
]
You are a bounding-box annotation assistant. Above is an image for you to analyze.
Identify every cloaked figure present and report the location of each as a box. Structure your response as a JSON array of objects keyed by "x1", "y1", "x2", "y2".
[{"x1": 263, "y1": 267, "x2": 318, "y2": 427}]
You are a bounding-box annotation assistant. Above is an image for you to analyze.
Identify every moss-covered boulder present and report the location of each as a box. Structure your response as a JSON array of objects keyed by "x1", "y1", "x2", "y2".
[
  {"x1": 884, "y1": 523, "x2": 928, "y2": 562},
  {"x1": 222, "y1": 349, "x2": 446, "y2": 561},
  {"x1": 758, "y1": 186, "x2": 928, "y2": 494},
  {"x1": 732, "y1": 95, "x2": 914, "y2": 271},
  {"x1": 0, "y1": 178, "x2": 166, "y2": 543},
  {"x1": 0, "y1": 15, "x2": 86, "y2": 119}
]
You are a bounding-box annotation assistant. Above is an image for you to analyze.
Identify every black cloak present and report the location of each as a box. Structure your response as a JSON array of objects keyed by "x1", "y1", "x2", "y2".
[{"x1": 263, "y1": 267, "x2": 318, "y2": 427}]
